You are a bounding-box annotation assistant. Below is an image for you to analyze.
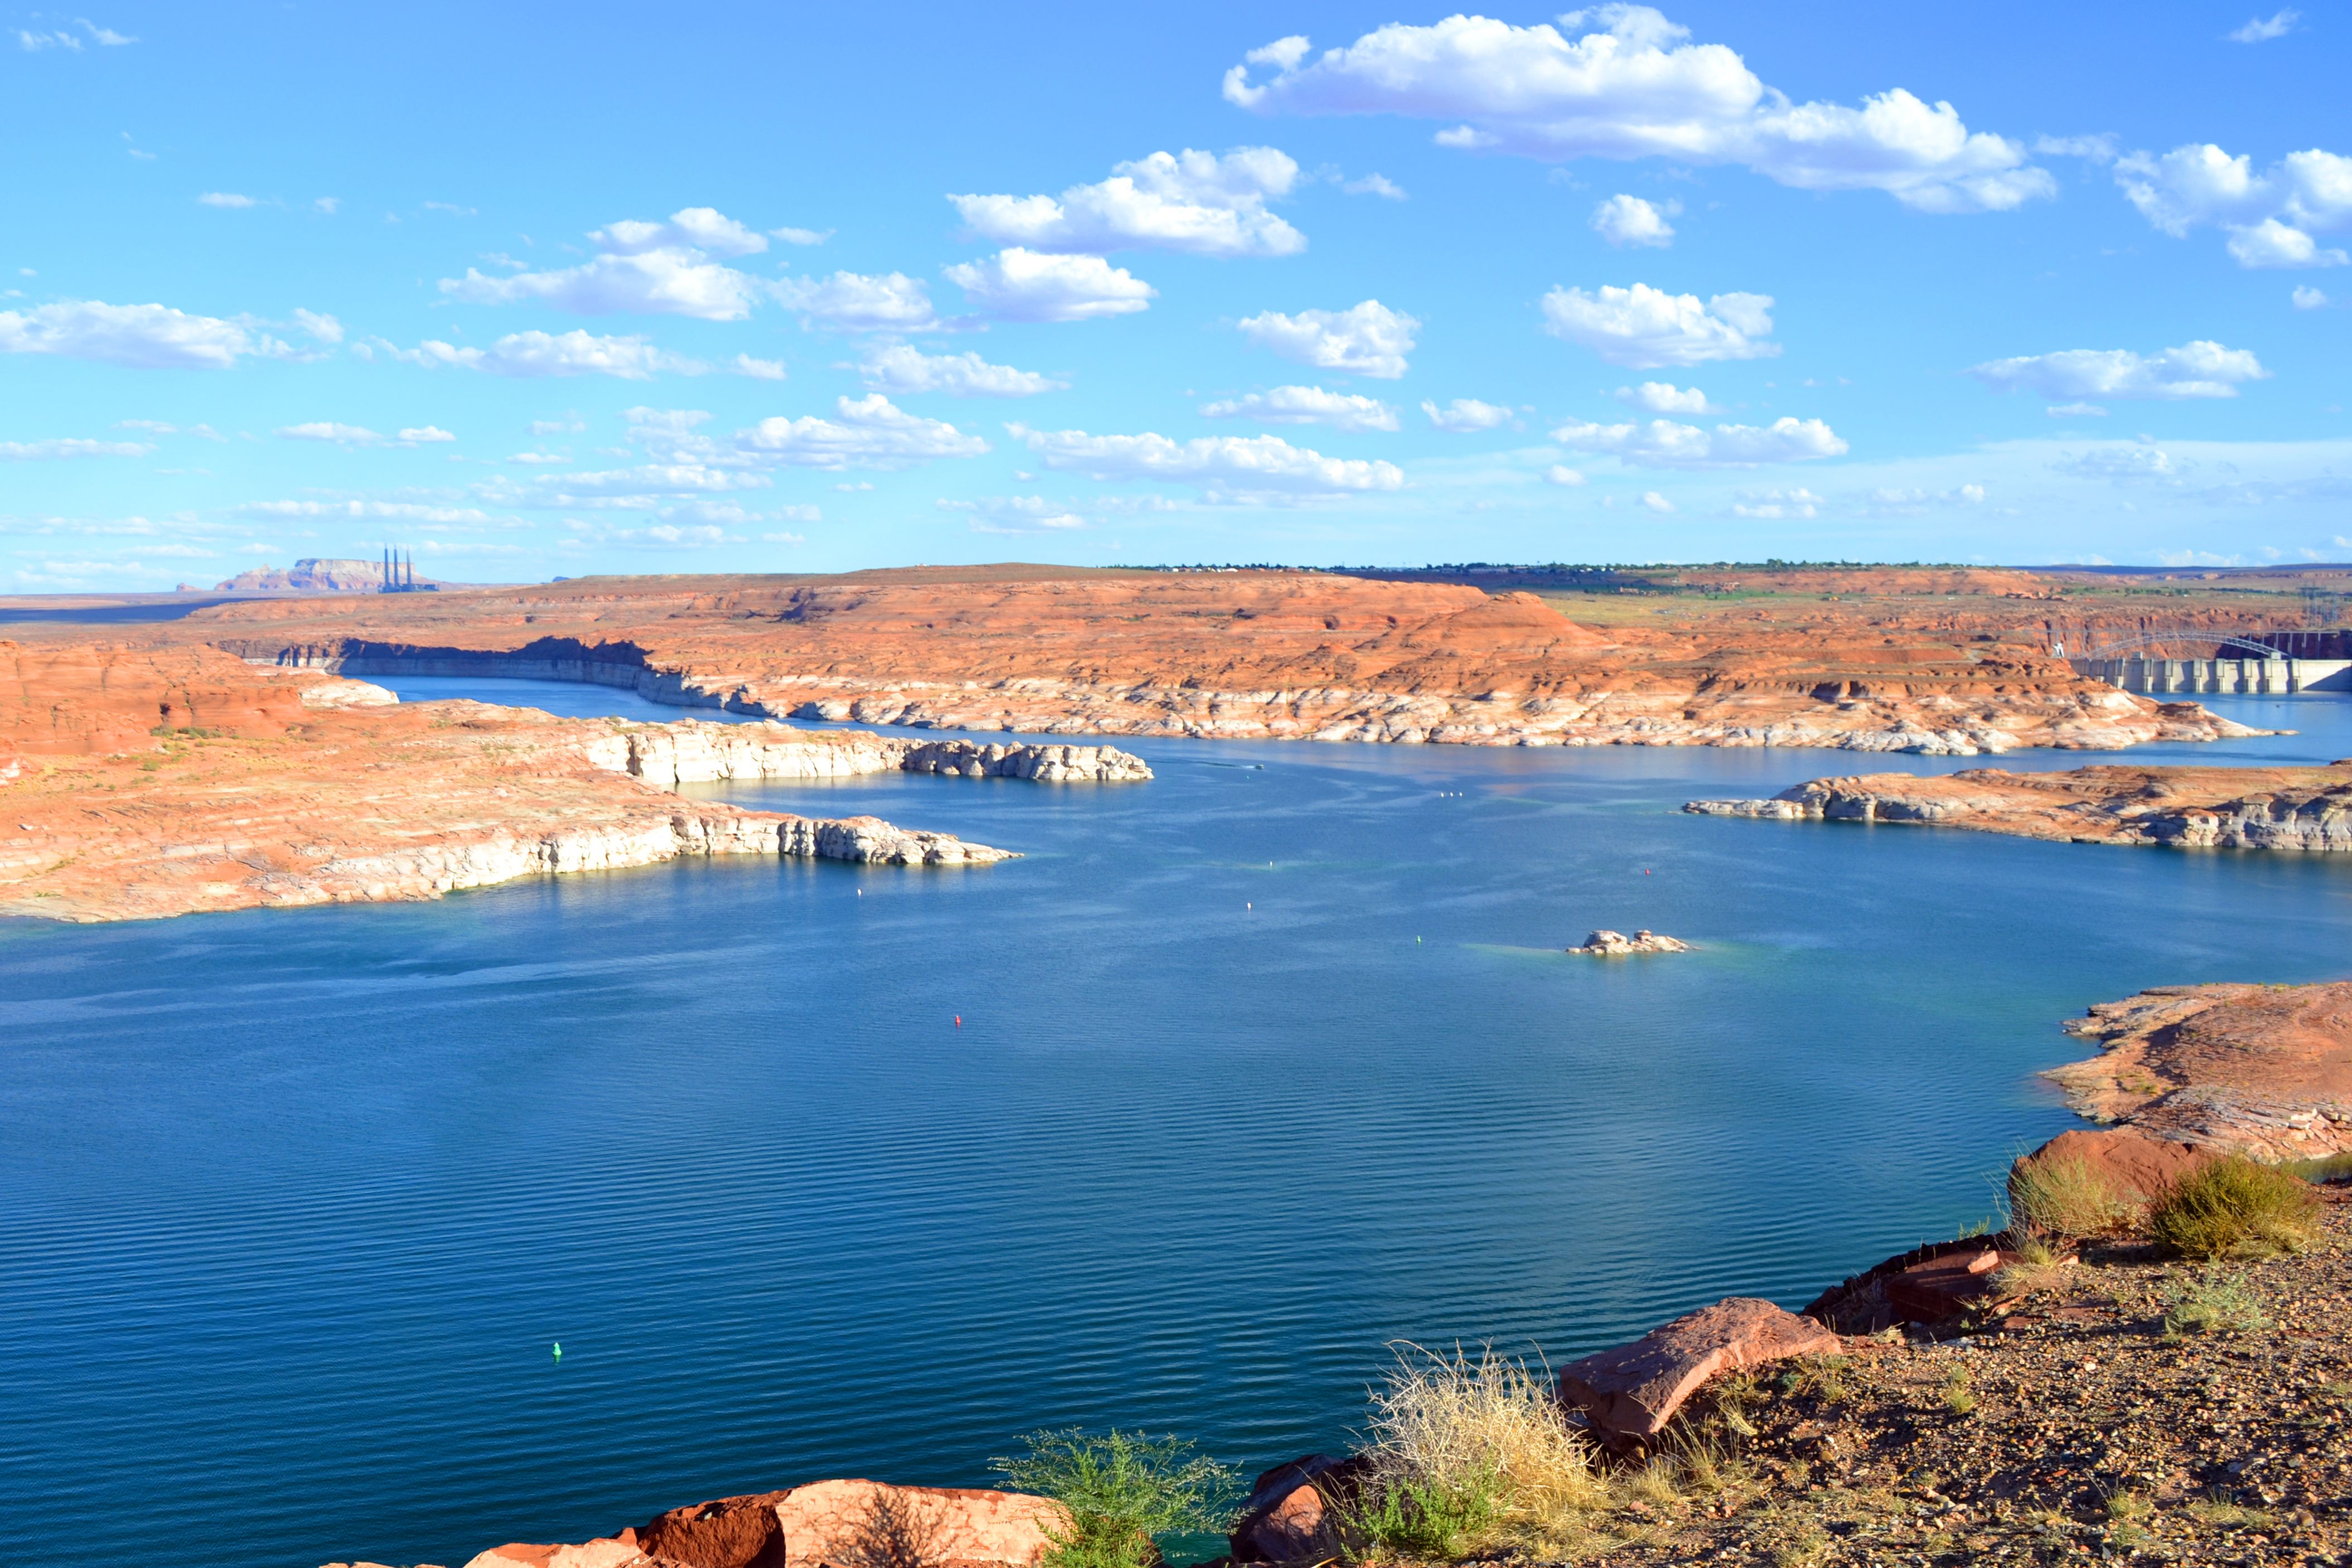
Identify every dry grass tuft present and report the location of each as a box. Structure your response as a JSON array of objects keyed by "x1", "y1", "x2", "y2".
[
  {"x1": 2009, "y1": 1155, "x2": 2131, "y2": 1239},
  {"x1": 1357, "y1": 1343, "x2": 1612, "y2": 1559},
  {"x1": 2149, "y1": 1155, "x2": 2320, "y2": 1260}
]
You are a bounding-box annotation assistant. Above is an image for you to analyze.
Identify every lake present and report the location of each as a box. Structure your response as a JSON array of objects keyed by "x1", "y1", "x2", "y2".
[{"x1": 4, "y1": 682, "x2": 2348, "y2": 1567}]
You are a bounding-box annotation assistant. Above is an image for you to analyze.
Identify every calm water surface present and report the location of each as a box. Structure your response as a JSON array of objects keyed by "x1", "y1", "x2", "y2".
[{"x1": 3, "y1": 683, "x2": 2349, "y2": 1567}]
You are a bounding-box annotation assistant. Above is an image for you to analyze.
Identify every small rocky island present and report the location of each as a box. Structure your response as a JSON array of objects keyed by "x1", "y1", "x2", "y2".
[{"x1": 1570, "y1": 928, "x2": 1693, "y2": 955}]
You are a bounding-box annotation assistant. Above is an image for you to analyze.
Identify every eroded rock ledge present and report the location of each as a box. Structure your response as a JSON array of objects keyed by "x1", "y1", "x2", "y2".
[
  {"x1": 2044, "y1": 981, "x2": 2352, "y2": 1161},
  {"x1": 1685, "y1": 760, "x2": 2352, "y2": 850}
]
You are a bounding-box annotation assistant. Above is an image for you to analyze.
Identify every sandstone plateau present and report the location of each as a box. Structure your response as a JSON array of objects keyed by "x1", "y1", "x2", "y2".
[
  {"x1": 1, "y1": 640, "x2": 1152, "y2": 922},
  {"x1": 1685, "y1": 760, "x2": 2352, "y2": 850},
  {"x1": 35, "y1": 563, "x2": 2257, "y2": 754}
]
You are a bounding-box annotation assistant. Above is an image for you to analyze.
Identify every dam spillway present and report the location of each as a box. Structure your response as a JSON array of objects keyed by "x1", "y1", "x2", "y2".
[{"x1": 2070, "y1": 653, "x2": 2352, "y2": 695}]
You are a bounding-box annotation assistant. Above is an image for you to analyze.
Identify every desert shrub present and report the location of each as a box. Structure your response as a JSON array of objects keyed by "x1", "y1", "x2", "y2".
[
  {"x1": 2286, "y1": 1151, "x2": 2352, "y2": 1185},
  {"x1": 2161, "y1": 1263, "x2": 2271, "y2": 1337},
  {"x1": 1355, "y1": 1344, "x2": 1607, "y2": 1559},
  {"x1": 992, "y1": 1430, "x2": 1236, "y2": 1568},
  {"x1": 2009, "y1": 1155, "x2": 2130, "y2": 1238},
  {"x1": 2148, "y1": 1155, "x2": 2320, "y2": 1260}
]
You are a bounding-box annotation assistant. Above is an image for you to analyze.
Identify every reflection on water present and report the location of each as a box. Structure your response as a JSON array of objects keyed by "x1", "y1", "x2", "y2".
[{"x1": 2, "y1": 683, "x2": 2346, "y2": 1568}]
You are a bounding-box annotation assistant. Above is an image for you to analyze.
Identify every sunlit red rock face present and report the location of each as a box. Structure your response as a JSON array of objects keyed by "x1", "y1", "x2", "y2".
[
  {"x1": 0, "y1": 638, "x2": 375, "y2": 756},
  {"x1": 173, "y1": 565, "x2": 2251, "y2": 754},
  {"x1": 2049, "y1": 983, "x2": 2352, "y2": 1160}
]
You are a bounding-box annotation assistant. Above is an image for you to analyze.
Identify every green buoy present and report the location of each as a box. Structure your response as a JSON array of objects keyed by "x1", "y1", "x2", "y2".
[{"x1": 552, "y1": 1342, "x2": 562, "y2": 1362}]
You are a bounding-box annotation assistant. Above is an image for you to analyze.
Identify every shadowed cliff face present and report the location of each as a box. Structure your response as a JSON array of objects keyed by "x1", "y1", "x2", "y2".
[{"x1": 146, "y1": 567, "x2": 2252, "y2": 754}]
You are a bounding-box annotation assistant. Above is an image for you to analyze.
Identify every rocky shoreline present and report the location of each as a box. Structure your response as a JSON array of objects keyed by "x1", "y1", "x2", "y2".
[
  {"x1": 1685, "y1": 761, "x2": 2352, "y2": 851},
  {"x1": 327, "y1": 981, "x2": 2352, "y2": 1568},
  {"x1": 1, "y1": 642, "x2": 1157, "y2": 921}
]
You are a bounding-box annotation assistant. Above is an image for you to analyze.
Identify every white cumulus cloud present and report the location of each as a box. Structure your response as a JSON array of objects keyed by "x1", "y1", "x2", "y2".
[
  {"x1": 1730, "y1": 485, "x2": 1823, "y2": 518},
  {"x1": 1236, "y1": 299, "x2": 1418, "y2": 379},
  {"x1": 1203, "y1": 385, "x2": 1400, "y2": 432},
  {"x1": 734, "y1": 394, "x2": 989, "y2": 470},
  {"x1": 940, "y1": 495, "x2": 1091, "y2": 534},
  {"x1": 1550, "y1": 413, "x2": 1847, "y2": 467},
  {"x1": 380, "y1": 329, "x2": 715, "y2": 380},
  {"x1": 1008, "y1": 423, "x2": 1404, "y2": 499},
  {"x1": 441, "y1": 207, "x2": 771, "y2": 319},
  {"x1": 1616, "y1": 380, "x2": 1717, "y2": 413},
  {"x1": 1223, "y1": 7, "x2": 2053, "y2": 214},
  {"x1": 1421, "y1": 398, "x2": 1516, "y2": 432},
  {"x1": 1545, "y1": 464, "x2": 1588, "y2": 486},
  {"x1": 2293, "y1": 285, "x2": 2331, "y2": 309},
  {"x1": 1541, "y1": 283, "x2": 1777, "y2": 368},
  {"x1": 0, "y1": 437, "x2": 150, "y2": 459},
  {"x1": 942, "y1": 249, "x2": 1154, "y2": 322},
  {"x1": 856, "y1": 344, "x2": 1066, "y2": 397},
  {"x1": 1640, "y1": 491, "x2": 1676, "y2": 513},
  {"x1": 0, "y1": 299, "x2": 278, "y2": 369},
  {"x1": 1593, "y1": 193, "x2": 1678, "y2": 247},
  {"x1": 2115, "y1": 143, "x2": 2352, "y2": 269},
  {"x1": 950, "y1": 147, "x2": 1305, "y2": 258},
  {"x1": 1969, "y1": 341, "x2": 2269, "y2": 400},
  {"x1": 771, "y1": 270, "x2": 941, "y2": 332}
]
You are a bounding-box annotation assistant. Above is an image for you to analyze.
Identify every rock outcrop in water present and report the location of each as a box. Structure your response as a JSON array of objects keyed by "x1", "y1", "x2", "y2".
[
  {"x1": 1569, "y1": 928, "x2": 1692, "y2": 955},
  {"x1": 1685, "y1": 760, "x2": 2352, "y2": 851}
]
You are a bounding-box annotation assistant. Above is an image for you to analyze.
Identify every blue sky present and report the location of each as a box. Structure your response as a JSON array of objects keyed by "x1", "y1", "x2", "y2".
[{"x1": 3, "y1": 2, "x2": 2348, "y2": 588}]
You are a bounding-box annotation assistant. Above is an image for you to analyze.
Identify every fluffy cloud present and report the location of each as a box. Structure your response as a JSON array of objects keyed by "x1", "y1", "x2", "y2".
[
  {"x1": 1224, "y1": 7, "x2": 2053, "y2": 214},
  {"x1": 2229, "y1": 8, "x2": 2300, "y2": 42},
  {"x1": 2055, "y1": 445, "x2": 2180, "y2": 481},
  {"x1": 1593, "y1": 193, "x2": 1678, "y2": 247},
  {"x1": 1421, "y1": 398, "x2": 1516, "y2": 432},
  {"x1": 1008, "y1": 423, "x2": 1404, "y2": 499},
  {"x1": 1343, "y1": 173, "x2": 1407, "y2": 199},
  {"x1": 592, "y1": 207, "x2": 768, "y2": 259},
  {"x1": 950, "y1": 148, "x2": 1305, "y2": 258},
  {"x1": 275, "y1": 422, "x2": 455, "y2": 447},
  {"x1": 940, "y1": 495, "x2": 1090, "y2": 534},
  {"x1": 1968, "y1": 341, "x2": 2269, "y2": 400},
  {"x1": 1236, "y1": 299, "x2": 1418, "y2": 378},
  {"x1": 277, "y1": 422, "x2": 380, "y2": 443},
  {"x1": 0, "y1": 437, "x2": 149, "y2": 459},
  {"x1": 2116, "y1": 143, "x2": 2352, "y2": 268},
  {"x1": 1540, "y1": 283, "x2": 1777, "y2": 368},
  {"x1": 1640, "y1": 491, "x2": 1676, "y2": 513},
  {"x1": 234, "y1": 500, "x2": 495, "y2": 523},
  {"x1": 2294, "y1": 285, "x2": 2331, "y2": 309},
  {"x1": 378, "y1": 329, "x2": 718, "y2": 380},
  {"x1": 1203, "y1": 385, "x2": 1400, "y2": 432},
  {"x1": 771, "y1": 270, "x2": 940, "y2": 332},
  {"x1": 1729, "y1": 486, "x2": 1823, "y2": 518},
  {"x1": 441, "y1": 207, "x2": 770, "y2": 319},
  {"x1": 942, "y1": 249, "x2": 1154, "y2": 322},
  {"x1": 0, "y1": 299, "x2": 280, "y2": 369},
  {"x1": 1617, "y1": 380, "x2": 1717, "y2": 413},
  {"x1": 734, "y1": 394, "x2": 989, "y2": 470},
  {"x1": 1545, "y1": 464, "x2": 1588, "y2": 486},
  {"x1": 1550, "y1": 413, "x2": 1847, "y2": 467},
  {"x1": 857, "y1": 344, "x2": 1066, "y2": 396}
]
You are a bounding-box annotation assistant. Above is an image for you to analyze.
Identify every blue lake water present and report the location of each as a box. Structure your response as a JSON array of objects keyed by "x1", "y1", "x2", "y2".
[{"x1": 4, "y1": 681, "x2": 2349, "y2": 1568}]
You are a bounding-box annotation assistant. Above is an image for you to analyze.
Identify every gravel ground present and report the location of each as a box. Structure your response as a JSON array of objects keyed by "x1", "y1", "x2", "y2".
[{"x1": 1561, "y1": 1196, "x2": 2352, "y2": 1566}]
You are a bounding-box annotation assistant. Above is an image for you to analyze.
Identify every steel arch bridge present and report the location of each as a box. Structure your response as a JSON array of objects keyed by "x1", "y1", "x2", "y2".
[{"x1": 2058, "y1": 628, "x2": 2287, "y2": 660}]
